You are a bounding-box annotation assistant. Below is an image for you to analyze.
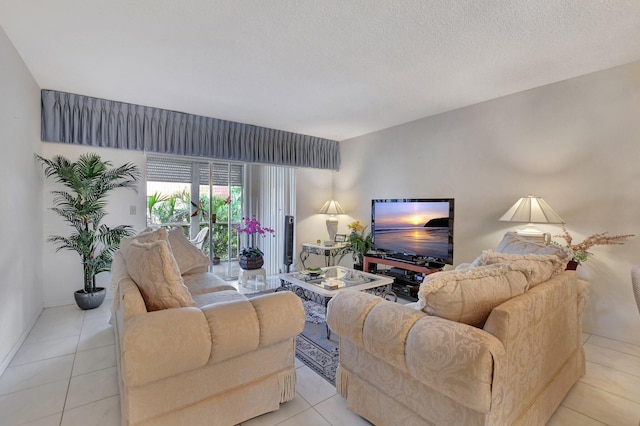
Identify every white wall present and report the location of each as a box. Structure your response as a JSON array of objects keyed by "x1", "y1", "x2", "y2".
[
  {"x1": 294, "y1": 168, "x2": 337, "y2": 270},
  {"x1": 333, "y1": 60, "x2": 640, "y2": 345},
  {"x1": 0, "y1": 27, "x2": 44, "y2": 372},
  {"x1": 41, "y1": 144, "x2": 147, "y2": 307}
]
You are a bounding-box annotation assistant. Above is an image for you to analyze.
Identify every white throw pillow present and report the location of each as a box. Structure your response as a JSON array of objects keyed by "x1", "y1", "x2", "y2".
[
  {"x1": 125, "y1": 239, "x2": 194, "y2": 311},
  {"x1": 416, "y1": 264, "x2": 529, "y2": 328},
  {"x1": 167, "y1": 227, "x2": 211, "y2": 275},
  {"x1": 469, "y1": 249, "x2": 564, "y2": 287},
  {"x1": 120, "y1": 227, "x2": 168, "y2": 259},
  {"x1": 496, "y1": 232, "x2": 572, "y2": 261}
]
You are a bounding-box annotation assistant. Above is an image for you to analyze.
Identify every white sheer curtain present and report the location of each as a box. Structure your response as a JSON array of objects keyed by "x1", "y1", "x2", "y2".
[{"x1": 246, "y1": 165, "x2": 296, "y2": 275}]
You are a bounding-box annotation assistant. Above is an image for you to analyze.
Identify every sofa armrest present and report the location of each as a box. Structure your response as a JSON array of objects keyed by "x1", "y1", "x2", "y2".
[
  {"x1": 121, "y1": 307, "x2": 211, "y2": 387},
  {"x1": 201, "y1": 291, "x2": 305, "y2": 364},
  {"x1": 250, "y1": 291, "x2": 305, "y2": 346},
  {"x1": 483, "y1": 271, "x2": 581, "y2": 420},
  {"x1": 327, "y1": 290, "x2": 506, "y2": 413}
]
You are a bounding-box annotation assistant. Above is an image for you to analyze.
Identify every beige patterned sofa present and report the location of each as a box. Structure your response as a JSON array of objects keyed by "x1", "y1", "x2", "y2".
[
  {"x1": 327, "y1": 232, "x2": 590, "y2": 426},
  {"x1": 110, "y1": 227, "x2": 305, "y2": 426}
]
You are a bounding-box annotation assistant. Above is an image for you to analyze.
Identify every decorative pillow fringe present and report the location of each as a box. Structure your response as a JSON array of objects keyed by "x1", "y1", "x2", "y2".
[
  {"x1": 278, "y1": 369, "x2": 297, "y2": 402},
  {"x1": 336, "y1": 366, "x2": 350, "y2": 397}
]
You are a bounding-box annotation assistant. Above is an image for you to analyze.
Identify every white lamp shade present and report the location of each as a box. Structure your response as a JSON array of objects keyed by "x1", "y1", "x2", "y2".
[
  {"x1": 499, "y1": 196, "x2": 563, "y2": 224},
  {"x1": 318, "y1": 200, "x2": 345, "y2": 215}
]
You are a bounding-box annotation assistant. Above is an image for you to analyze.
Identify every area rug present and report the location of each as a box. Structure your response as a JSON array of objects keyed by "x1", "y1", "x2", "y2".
[
  {"x1": 295, "y1": 321, "x2": 339, "y2": 386},
  {"x1": 302, "y1": 299, "x2": 327, "y2": 324}
]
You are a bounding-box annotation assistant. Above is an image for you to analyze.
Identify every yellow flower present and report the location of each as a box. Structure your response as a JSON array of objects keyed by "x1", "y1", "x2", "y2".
[{"x1": 347, "y1": 220, "x2": 365, "y2": 233}]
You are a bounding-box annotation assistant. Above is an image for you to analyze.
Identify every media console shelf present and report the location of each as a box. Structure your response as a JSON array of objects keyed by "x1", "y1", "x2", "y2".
[
  {"x1": 363, "y1": 255, "x2": 441, "y2": 301},
  {"x1": 363, "y1": 255, "x2": 441, "y2": 275}
]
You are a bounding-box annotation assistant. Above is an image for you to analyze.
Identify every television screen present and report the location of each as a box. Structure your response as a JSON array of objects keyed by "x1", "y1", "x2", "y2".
[{"x1": 371, "y1": 198, "x2": 454, "y2": 265}]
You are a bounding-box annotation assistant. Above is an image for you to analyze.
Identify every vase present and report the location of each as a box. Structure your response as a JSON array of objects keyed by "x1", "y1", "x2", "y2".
[
  {"x1": 566, "y1": 260, "x2": 579, "y2": 271},
  {"x1": 239, "y1": 255, "x2": 264, "y2": 270},
  {"x1": 74, "y1": 287, "x2": 106, "y2": 310}
]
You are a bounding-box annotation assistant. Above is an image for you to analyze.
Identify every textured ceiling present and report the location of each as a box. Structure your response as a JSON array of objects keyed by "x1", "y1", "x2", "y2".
[{"x1": 1, "y1": 1, "x2": 640, "y2": 141}]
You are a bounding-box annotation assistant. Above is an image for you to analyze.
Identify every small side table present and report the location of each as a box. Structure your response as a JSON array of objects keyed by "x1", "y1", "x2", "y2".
[
  {"x1": 301, "y1": 242, "x2": 347, "y2": 267},
  {"x1": 239, "y1": 268, "x2": 267, "y2": 289}
]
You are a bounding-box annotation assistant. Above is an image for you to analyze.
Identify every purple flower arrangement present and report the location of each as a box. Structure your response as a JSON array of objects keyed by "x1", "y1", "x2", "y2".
[
  {"x1": 234, "y1": 216, "x2": 275, "y2": 237},
  {"x1": 234, "y1": 216, "x2": 275, "y2": 258}
]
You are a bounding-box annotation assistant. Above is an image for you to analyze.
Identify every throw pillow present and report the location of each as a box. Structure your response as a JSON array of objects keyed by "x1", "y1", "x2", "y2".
[
  {"x1": 125, "y1": 239, "x2": 195, "y2": 311},
  {"x1": 416, "y1": 263, "x2": 529, "y2": 328},
  {"x1": 120, "y1": 227, "x2": 168, "y2": 258},
  {"x1": 469, "y1": 249, "x2": 564, "y2": 287},
  {"x1": 496, "y1": 232, "x2": 572, "y2": 261},
  {"x1": 167, "y1": 227, "x2": 211, "y2": 275}
]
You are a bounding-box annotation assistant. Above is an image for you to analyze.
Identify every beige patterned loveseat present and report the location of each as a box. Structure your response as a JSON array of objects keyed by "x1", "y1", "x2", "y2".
[
  {"x1": 110, "y1": 227, "x2": 305, "y2": 426},
  {"x1": 326, "y1": 233, "x2": 590, "y2": 425}
]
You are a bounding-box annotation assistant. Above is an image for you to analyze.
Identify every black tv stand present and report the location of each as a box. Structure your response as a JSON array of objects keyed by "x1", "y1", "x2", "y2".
[
  {"x1": 363, "y1": 255, "x2": 441, "y2": 301},
  {"x1": 385, "y1": 253, "x2": 417, "y2": 263}
]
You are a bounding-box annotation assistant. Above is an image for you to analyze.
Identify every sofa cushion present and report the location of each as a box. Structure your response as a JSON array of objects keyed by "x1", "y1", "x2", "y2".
[
  {"x1": 167, "y1": 227, "x2": 211, "y2": 275},
  {"x1": 192, "y1": 289, "x2": 247, "y2": 308},
  {"x1": 469, "y1": 249, "x2": 564, "y2": 287},
  {"x1": 496, "y1": 232, "x2": 572, "y2": 262},
  {"x1": 416, "y1": 264, "x2": 529, "y2": 328},
  {"x1": 125, "y1": 239, "x2": 195, "y2": 311},
  {"x1": 182, "y1": 272, "x2": 237, "y2": 296}
]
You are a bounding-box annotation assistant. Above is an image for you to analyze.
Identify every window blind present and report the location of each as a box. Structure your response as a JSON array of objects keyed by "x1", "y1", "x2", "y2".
[{"x1": 146, "y1": 155, "x2": 243, "y2": 186}]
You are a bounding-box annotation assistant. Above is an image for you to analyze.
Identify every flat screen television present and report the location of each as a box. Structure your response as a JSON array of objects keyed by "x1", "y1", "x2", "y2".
[{"x1": 371, "y1": 198, "x2": 454, "y2": 265}]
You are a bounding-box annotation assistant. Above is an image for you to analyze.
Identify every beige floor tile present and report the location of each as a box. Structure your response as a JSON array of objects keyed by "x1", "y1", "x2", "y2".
[
  {"x1": 25, "y1": 314, "x2": 83, "y2": 344},
  {"x1": 76, "y1": 321, "x2": 115, "y2": 352},
  {"x1": 582, "y1": 361, "x2": 640, "y2": 404},
  {"x1": 588, "y1": 334, "x2": 640, "y2": 358},
  {"x1": 242, "y1": 395, "x2": 311, "y2": 425},
  {"x1": 295, "y1": 366, "x2": 337, "y2": 406},
  {"x1": 10, "y1": 335, "x2": 79, "y2": 367},
  {"x1": 0, "y1": 378, "x2": 68, "y2": 426},
  {"x1": 72, "y1": 345, "x2": 116, "y2": 377},
  {"x1": 562, "y1": 382, "x2": 640, "y2": 426},
  {"x1": 85, "y1": 301, "x2": 113, "y2": 316},
  {"x1": 276, "y1": 408, "x2": 331, "y2": 426},
  {"x1": 585, "y1": 342, "x2": 640, "y2": 378},
  {"x1": 314, "y1": 394, "x2": 372, "y2": 425},
  {"x1": 547, "y1": 406, "x2": 605, "y2": 425},
  {"x1": 0, "y1": 354, "x2": 74, "y2": 396},
  {"x1": 65, "y1": 367, "x2": 118, "y2": 410},
  {"x1": 82, "y1": 311, "x2": 112, "y2": 328},
  {"x1": 38, "y1": 304, "x2": 79, "y2": 318},
  {"x1": 61, "y1": 395, "x2": 120, "y2": 426},
  {"x1": 19, "y1": 413, "x2": 63, "y2": 426}
]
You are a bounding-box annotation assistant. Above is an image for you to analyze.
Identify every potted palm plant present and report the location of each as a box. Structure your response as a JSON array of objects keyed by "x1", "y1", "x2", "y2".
[{"x1": 37, "y1": 153, "x2": 140, "y2": 309}]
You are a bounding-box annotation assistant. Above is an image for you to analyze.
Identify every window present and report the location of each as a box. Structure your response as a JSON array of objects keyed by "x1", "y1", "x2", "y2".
[{"x1": 146, "y1": 155, "x2": 244, "y2": 265}]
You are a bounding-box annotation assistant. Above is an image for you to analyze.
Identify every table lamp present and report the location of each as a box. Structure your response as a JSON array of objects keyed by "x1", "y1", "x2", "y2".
[
  {"x1": 499, "y1": 195, "x2": 563, "y2": 244},
  {"x1": 318, "y1": 200, "x2": 344, "y2": 243}
]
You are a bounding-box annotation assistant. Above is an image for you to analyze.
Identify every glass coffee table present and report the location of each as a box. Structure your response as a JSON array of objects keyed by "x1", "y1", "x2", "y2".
[{"x1": 278, "y1": 266, "x2": 395, "y2": 338}]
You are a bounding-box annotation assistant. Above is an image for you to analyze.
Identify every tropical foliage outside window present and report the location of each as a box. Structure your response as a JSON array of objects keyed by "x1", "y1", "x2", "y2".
[{"x1": 146, "y1": 184, "x2": 243, "y2": 259}]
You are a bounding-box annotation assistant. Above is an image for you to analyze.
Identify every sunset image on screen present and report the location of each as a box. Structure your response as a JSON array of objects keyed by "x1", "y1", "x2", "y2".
[{"x1": 374, "y1": 202, "x2": 449, "y2": 229}]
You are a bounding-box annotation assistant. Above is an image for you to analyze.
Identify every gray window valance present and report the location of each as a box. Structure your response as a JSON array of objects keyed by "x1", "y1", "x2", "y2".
[{"x1": 41, "y1": 90, "x2": 340, "y2": 170}]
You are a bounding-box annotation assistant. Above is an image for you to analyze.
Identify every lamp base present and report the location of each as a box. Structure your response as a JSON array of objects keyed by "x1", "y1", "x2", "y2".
[
  {"x1": 326, "y1": 216, "x2": 338, "y2": 242},
  {"x1": 515, "y1": 224, "x2": 551, "y2": 245}
]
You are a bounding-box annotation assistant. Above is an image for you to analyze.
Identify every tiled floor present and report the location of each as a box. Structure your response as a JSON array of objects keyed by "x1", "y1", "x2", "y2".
[{"x1": 1, "y1": 289, "x2": 639, "y2": 425}]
